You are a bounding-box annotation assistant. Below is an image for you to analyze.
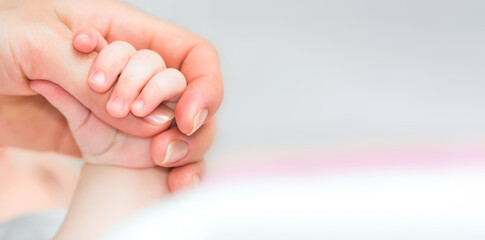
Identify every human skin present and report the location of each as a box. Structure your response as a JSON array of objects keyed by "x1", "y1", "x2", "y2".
[
  {"x1": 54, "y1": 164, "x2": 170, "y2": 240},
  {"x1": 0, "y1": 0, "x2": 222, "y2": 190},
  {"x1": 31, "y1": 79, "x2": 173, "y2": 239},
  {"x1": 31, "y1": 79, "x2": 188, "y2": 168},
  {"x1": 0, "y1": 147, "x2": 81, "y2": 222}
]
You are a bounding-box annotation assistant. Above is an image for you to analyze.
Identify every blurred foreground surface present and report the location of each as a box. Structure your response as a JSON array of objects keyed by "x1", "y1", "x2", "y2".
[
  {"x1": 106, "y1": 146, "x2": 485, "y2": 240},
  {"x1": 2, "y1": 146, "x2": 484, "y2": 239}
]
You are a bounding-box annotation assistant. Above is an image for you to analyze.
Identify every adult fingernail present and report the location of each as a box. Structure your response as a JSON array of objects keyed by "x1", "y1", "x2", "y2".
[
  {"x1": 162, "y1": 140, "x2": 189, "y2": 165},
  {"x1": 188, "y1": 109, "x2": 208, "y2": 136},
  {"x1": 109, "y1": 96, "x2": 125, "y2": 112},
  {"x1": 91, "y1": 71, "x2": 106, "y2": 86},
  {"x1": 144, "y1": 110, "x2": 173, "y2": 126},
  {"x1": 193, "y1": 175, "x2": 200, "y2": 190}
]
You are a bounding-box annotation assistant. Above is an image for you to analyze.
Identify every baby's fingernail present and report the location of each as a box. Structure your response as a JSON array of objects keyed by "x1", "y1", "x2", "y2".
[
  {"x1": 132, "y1": 99, "x2": 144, "y2": 112},
  {"x1": 91, "y1": 71, "x2": 106, "y2": 86},
  {"x1": 109, "y1": 96, "x2": 125, "y2": 112},
  {"x1": 188, "y1": 109, "x2": 208, "y2": 136},
  {"x1": 76, "y1": 34, "x2": 90, "y2": 42},
  {"x1": 162, "y1": 140, "x2": 189, "y2": 165},
  {"x1": 143, "y1": 111, "x2": 173, "y2": 126}
]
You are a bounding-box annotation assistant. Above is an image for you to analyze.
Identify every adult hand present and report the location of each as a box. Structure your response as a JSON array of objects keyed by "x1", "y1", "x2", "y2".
[{"x1": 0, "y1": 0, "x2": 223, "y2": 191}]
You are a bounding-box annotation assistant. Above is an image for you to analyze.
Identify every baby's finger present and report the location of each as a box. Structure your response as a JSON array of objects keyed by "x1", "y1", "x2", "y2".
[
  {"x1": 108, "y1": 50, "x2": 166, "y2": 118},
  {"x1": 167, "y1": 160, "x2": 206, "y2": 192},
  {"x1": 29, "y1": 80, "x2": 89, "y2": 130},
  {"x1": 72, "y1": 27, "x2": 109, "y2": 54},
  {"x1": 88, "y1": 41, "x2": 136, "y2": 94},
  {"x1": 151, "y1": 118, "x2": 216, "y2": 168},
  {"x1": 38, "y1": 27, "x2": 172, "y2": 138},
  {"x1": 131, "y1": 68, "x2": 186, "y2": 117},
  {"x1": 29, "y1": 80, "x2": 118, "y2": 156}
]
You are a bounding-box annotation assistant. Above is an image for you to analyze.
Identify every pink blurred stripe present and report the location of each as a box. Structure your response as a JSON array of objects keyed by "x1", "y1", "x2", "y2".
[{"x1": 208, "y1": 146, "x2": 485, "y2": 181}]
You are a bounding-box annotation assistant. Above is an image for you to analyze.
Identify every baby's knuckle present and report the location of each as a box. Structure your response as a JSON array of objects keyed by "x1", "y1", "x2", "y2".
[
  {"x1": 110, "y1": 40, "x2": 136, "y2": 52},
  {"x1": 120, "y1": 71, "x2": 136, "y2": 83},
  {"x1": 138, "y1": 49, "x2": 156, "y2": 56},
  {"x1": 96, "y1": 54, "x2": 116, "y2": 69},
  {"x1": 166, "y1": 68, "x2": 187, "y2": 85},
  {"x1": 153, "y1": 77, "x2": 165, "y2": 93},
  {"x1": 139, "y1": 49, "x2": 163, "y2": 61}
]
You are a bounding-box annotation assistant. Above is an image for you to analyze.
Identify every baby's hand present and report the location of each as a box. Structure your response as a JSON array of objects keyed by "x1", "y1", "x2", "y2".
[
  {"x1": 30, "y1": 80, "x2": 160, "y2": 168},
  {"x1": 29, "y1": 42, "x2": 187, "y2": 167},
  {"x1": 70, "y1": 28, "x2": 218, "y2": 181},
  {"x1": 87, "y1": 41, "x2": 186, "y2": 122},
  {"x1": 28, "y1": 41, "x2": 189, "y2": 167}
]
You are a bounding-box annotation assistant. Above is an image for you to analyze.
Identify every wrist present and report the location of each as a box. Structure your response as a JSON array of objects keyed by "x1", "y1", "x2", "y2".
[{"x1": 55, "y1": 164, "x2": 170, "y2": 240}]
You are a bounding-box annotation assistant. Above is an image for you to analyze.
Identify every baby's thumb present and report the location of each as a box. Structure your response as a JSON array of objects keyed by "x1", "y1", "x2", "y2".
[
  {"x1": 29, "y1": 80, "x2": 90, "y2": 131},
  {"x1": 72, "y1": 27, "x2": 109, "y2": 54}
]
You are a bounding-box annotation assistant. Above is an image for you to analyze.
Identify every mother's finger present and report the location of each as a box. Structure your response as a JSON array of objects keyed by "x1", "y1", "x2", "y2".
[
  {"x1": 175, "y1": 46, "x2": 223, "y2": 136},
  {"x1": 167, "y1": 160, "x2": 206, "y2": 192},
  {"x1": 65, "y1": 1, "x2": 224, "y2": 135},
  {"x1": 151, "y1": 118, "x2": 216, "y2": 167}
]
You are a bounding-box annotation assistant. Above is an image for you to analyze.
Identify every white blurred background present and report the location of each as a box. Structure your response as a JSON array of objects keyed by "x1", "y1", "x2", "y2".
[{"x1": 123, "y1": 0, "x2": 485, "y2": 164}]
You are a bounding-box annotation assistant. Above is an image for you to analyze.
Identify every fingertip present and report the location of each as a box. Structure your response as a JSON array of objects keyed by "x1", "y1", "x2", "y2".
[
  {"x1": 29, "y1": 81, "x2": 45, "y2": 97},
  {"x1": 142, "y1": 104, "x2": 175, "y2": 129},
  {"x1": 73, "y1": 27, "x2": 108, "y2": 54},
  {"x1": 29, "y1": 80, "x2": 61, "y2": 98},
  {"x1": 129, "y1": 95, "x2": 156, "y2": 118},
  {"x1": 173, "y1": 81, "x2": 221, "y2": 136},
  {"x1": 29, "y1": 79, "x2": 45, "y2": 92},
  {"x1": 150, "y1": 119, "x2": 215, "y2": 169},
  {"x1": 130, "y1": 99, "x2": 145, "y2": 116},
  {"x1": 73, "y1": 33, "x2": 96, "y2": 54},
  {"x1": 131, "y1": 98, "x2": 154, "y2": 118},
  {"x1": 160, "y1": 140, "x2": 189, "y2": 166},
  {"x1": 187, "y1": 108, "x2": 208, "y2": 136},
  {"x1": 175, "y1": 106, "x2": 209, "y2": 136},
  {"x1": 88, "y1": 70, "x2": 111, "y2": 93},
  {"x1": 173, "y1": 107, "x2": 193, "y2": 135},
  {"x1": 106, "y1": 96, "x2": 130, "y2": 119},
  {"x1": 167, "y1": 162, "x2": 204, "y2": 192}
]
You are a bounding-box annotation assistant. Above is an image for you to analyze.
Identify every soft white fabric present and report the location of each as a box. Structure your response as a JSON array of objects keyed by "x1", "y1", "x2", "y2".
[{"x1": 105, "y1": 164, "x2": 485, "y2": 240}]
